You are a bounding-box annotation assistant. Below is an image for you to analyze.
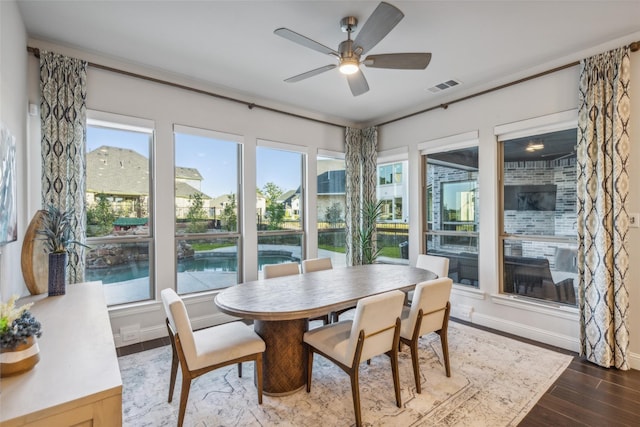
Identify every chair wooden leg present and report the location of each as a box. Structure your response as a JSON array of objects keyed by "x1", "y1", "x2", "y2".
[
  {"x1": 409, "y1": 340, "x2": 422, "y2": 393},
  {"x1": 439, "y1": 330, "x2": 451, "y2": 377},
  {"x1": 168, "y1": 347, "x2": 178, "y2": 403},
  {"x1": 306, "y1": 347, "x2": 314, "y2": 393},
  {"x1": 237, "y1": 362, "x2": 242, "y2": 377},
  {"x1": 350, "y1": 369, "x2": 362, "y2": 427},
  {"x1": 177, "y1": 375, "x2": 192, "y2": 427},
  {"x1": 255, "y1": 354, "x2": 263, "y2": 404},
  {"x1": 390, "y1": 347, "x2": 402, "y2": 407}
]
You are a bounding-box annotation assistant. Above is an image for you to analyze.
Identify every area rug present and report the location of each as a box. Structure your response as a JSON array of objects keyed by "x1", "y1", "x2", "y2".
[{"x1": 118, "y1": 322, "x2": 572, "y2": 426}]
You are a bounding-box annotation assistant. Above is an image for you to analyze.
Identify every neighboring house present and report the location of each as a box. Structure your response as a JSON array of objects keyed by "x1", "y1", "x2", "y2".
[
  {"x1": 86, "y1": 145, "x2": 150, "y2": 213},
  {"x1": 317, "y1": 158, "x2": 346, "y2": 223},
  {"x1": 87, "y1": 145, "x2": 211, "y2": 218},
  {"x1": 277, "y1": 189, "x2": 299, "y2": 218}
]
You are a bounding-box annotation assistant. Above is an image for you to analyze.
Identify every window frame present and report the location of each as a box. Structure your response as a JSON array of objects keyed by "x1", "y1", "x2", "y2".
[
  {"x1": 173, "y1": 124, "x2": 244, "y2": 294},
  {"x1": 256, "y1": 139, "x2": 307, "y2": 272},
  {"x1": 86, "y1": 110, "x2": 156, "y2": 306},
  {"x1": 496, "y1": 110, "x2": 578, "y2": 305}
]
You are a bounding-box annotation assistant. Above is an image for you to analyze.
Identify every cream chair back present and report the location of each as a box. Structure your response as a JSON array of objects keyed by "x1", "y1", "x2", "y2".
[
  {"x1": 263, "y1": 262, "x2": 300, "y2": 279},
  {"x1": 416, "y1": 254, "x2": 450, "y2": 278},
  {"x1": 347, "y1": 290, "x2": 405, "y2": 362},
  {"x1": 406, "y1": 277, "x2": 453, "y2": 337},
  {"x1": 161, "y1": 288, "x2": 197, "y2": 369},
  {"x1": 302, "y1": 257, "x2": 333, "y2": 273}
]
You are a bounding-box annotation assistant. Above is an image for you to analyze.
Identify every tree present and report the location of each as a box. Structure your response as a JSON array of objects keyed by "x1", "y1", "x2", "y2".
[
  {"x1": 220, "y1": 193, "x2": 237, "y2": 231},
  {"x1": 86, "y1": 194, "x2": 116, "y2": 237},
  {"x1": 325, "y1": 202, "x2": 343, "y2": 226},
  {"x1": 262, "y1": 182, "x2": 285, "y2": 230},
  {"x1": 186, "y1": 192, "x2": 207, "y2": 233}
]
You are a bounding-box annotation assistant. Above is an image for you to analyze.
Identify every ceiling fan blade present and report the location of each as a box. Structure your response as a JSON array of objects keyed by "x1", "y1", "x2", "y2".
[
  {"x1": 353, "y1": 2, "x2": 404, "y2": 55},
  {"x1": 364, "y1": 53, "x2": 432, "y2": 69},
  {"x1": 274, "y1": 28, "x2": 339, "y2": 58},
  {"x1": 284, "y1": 64, "x2": 337, "y2": 83},
  {"x1": 346, "y1": 69, "x2": 369, "y2": 96}
]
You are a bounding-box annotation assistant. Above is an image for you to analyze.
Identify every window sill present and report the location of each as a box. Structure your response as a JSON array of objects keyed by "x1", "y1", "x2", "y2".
[{"x1": 490, "y1": 293, "x2": 579, "y2": 320}]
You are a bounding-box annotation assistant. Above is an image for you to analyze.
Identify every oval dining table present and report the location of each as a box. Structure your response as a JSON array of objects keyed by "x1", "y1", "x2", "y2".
[{"x1": 214, "y1": 263, "x2": 437, "y2": 395}]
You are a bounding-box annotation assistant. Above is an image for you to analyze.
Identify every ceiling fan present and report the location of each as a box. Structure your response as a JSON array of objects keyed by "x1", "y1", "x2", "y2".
[{"x1": 274, "y1": 1, "x2": 431, "y2": 96}]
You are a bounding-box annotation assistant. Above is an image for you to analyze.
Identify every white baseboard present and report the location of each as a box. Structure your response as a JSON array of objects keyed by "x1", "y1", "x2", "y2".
[
  {"x1": 467, "y1": 311, "x2": 580, "y2": 353},
  {"x1": 626, "y1": 351, "x2": 640, "y2": 371}
]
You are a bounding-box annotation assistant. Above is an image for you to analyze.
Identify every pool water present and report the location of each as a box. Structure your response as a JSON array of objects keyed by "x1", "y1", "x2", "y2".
[{"x1": 86, "y1": 253, "x2": 298, "y2": 284}]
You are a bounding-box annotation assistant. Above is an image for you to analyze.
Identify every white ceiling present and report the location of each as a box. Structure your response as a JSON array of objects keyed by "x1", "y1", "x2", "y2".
[{"x1": 17, "y1": 1, "x2": 640, "y2": 126}]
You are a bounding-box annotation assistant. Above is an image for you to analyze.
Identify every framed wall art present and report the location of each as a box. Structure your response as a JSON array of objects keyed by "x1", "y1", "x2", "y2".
[{"x1": 0, "y1": 122, "x2": 17, "y2": 245}]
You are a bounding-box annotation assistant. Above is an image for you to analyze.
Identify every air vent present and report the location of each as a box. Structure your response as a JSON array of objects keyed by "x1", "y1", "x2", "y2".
[{"x1": 427, "y1": 79, "x2": 462, "y2": 93}]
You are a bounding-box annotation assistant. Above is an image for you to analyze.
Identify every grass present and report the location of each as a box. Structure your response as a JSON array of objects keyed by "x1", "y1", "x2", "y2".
[
  {"x1": 319, "y1": 244, "x2": 401, "y2": 259},
  {"x1": 319, "y1": 244, "x2": 346, "y2": 254},
  {"x1": 190, "y1": 242, "x2": 234, "y2": 251}
]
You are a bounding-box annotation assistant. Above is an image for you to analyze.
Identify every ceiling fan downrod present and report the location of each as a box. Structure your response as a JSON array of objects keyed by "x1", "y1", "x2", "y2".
[{"x1": 339, "y1": 16, "x2": 360, "y2": 74}]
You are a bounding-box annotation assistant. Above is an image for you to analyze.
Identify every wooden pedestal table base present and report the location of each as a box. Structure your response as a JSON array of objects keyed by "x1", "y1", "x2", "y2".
[{"x1": 254, "y1": 318, "x2": 308, "y2": 396}]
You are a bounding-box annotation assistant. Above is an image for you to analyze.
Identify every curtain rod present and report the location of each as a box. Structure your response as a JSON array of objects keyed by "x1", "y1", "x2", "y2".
[
  {"x1": 26, "y1": 46, "x2": 345, "y2": 129},
  {"x1": 376, "y1": 40, "x2": 640, "y2": 127}
]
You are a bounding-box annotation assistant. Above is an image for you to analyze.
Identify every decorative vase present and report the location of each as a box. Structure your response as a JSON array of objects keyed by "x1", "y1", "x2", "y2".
[
  {"x1": 48, "y1": 252, "x2": 67, "y2": 296},
  {"x1": 0, "y1": 336, "x2": 40, "y2": 377}
]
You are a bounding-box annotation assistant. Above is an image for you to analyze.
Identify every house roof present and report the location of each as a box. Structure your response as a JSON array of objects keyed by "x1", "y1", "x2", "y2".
[
  {"x1": 86, "y1": 146, "x2": 150, "y2": 196},
  {"x1": 87, "y1": 145, "x2": 210, "y2": 199}
]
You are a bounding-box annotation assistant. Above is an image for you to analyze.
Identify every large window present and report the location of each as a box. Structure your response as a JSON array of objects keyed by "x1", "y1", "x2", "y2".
[
  {"x1": 424, "y1": 146, "x2": 479, "y2": 287},
  {"x1": 256, "y1": 143, "x2": 304, "y2": 277},
  {"x1": 85, "y1": 113, "x2": 154, "y2": 306},
  {"x1": 499, "y1": 126, "x2": 578, "y2": 306},
  {"x1": 174, "y1": 126, "x2": 242, "y2": 294},
  {"x1": 377, "y1": 160, "x2": 408, "y2": 263},
  {"x1": 317, "y1": 154, "x2": 346, "y2": 268}
]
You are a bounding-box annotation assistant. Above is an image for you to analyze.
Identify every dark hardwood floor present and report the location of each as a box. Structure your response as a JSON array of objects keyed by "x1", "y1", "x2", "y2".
[{"x1": 117, "y1": 320, "x2": 640, "y2": 426}]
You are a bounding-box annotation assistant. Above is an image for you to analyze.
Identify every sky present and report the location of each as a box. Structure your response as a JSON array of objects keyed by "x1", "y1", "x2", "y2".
[{"x1": 87, "y1": 126, "x2": 302, "y2": 198}]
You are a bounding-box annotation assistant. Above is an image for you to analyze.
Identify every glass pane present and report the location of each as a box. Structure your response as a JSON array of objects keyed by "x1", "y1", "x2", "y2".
[
  {"x1": 377, "y1": 161, "x2": 408, "y2": 264},
  {"x1": 502, "y1": 239, "x2": 578, "y2": 306},
  {"x1": 257, "y1": 234, "x2": 302, "y2": 279},
  {"x1": 502, "y1": 128, "x2": 577, "y2": 237},
  {"x1": 86, "y1": 126, "x2": 151, "y2": 238},
  {"x1": 256, "y1": 146, "x2": 302, "y2": 231},
  {"x1": 86, "y1": 124, "x2": 153, "y2": 305},
  {"x1": 86, "y1": 241, "x2": 152, "y2": 305},
  {"x1": 425, "y1": 146, "x2": 479, "y2": 287},
  {"x1": 174, "y1": 132, "x2": 239, "y2": 234},
  {"x1": 317, "y1": 156, "x2": 347, "y2": 268},
  {"x1": 176, "y1": 237, "x2": 239, "y2": 294}
]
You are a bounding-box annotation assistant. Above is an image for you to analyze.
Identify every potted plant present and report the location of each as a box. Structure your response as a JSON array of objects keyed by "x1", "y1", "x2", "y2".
[
  {"x1": 37, "y1": 204, "x2": 88, "y2": 296},
  {"x1": 0, "y1": 296, "x2": 42, "y2": 377}
]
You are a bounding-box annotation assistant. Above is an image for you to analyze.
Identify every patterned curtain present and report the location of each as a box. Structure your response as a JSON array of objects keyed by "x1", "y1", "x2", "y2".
[
  {"x1": 576, "y1": 46, "x2": 630, "y2": 370},
  {"x1": 40, "y1": 51, "x2": 88, "y2": 284},
  {"x1": 345, "y1": 126, "x2": 378, "y2": 265}
]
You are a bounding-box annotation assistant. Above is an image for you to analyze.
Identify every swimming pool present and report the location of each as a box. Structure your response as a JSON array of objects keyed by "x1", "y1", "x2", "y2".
[{"x1": 86, "y1": 252, "x2": 299, "y2": 284}]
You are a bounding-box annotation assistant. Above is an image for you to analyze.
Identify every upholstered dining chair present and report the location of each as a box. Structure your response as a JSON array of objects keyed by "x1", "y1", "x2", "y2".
[
  {"x1": 400, "y1": 277, "x2": 453, "y2": 393},
  {"x1": 304, "y1": 290, "x2": 406, "y2": 427},
  {"x1": 161, "y1": 289, "x2": 265, "y2": 427},
  {"x1": 407, "y1": 254, "x2": 450, "y2": 304},
  {"x1": 262, "y1": 261, "x2": 300, "y2": 278},
  {"x1": 301, "y1": 257, "x2": 333, "y2": 273}
]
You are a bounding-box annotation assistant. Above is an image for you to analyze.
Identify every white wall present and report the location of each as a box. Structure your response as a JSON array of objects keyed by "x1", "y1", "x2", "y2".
[
  {"x1": 0, "y1": 0, "x2": 28, "y2": 302},
  {"x1": 379, "y1": 41, "x2": 640, "y2": 369}
]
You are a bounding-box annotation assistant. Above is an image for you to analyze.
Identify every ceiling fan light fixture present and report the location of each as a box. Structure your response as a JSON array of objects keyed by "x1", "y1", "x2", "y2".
[{"x1": 339, "y1": 58, "x2": 360, "y2": 75}]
